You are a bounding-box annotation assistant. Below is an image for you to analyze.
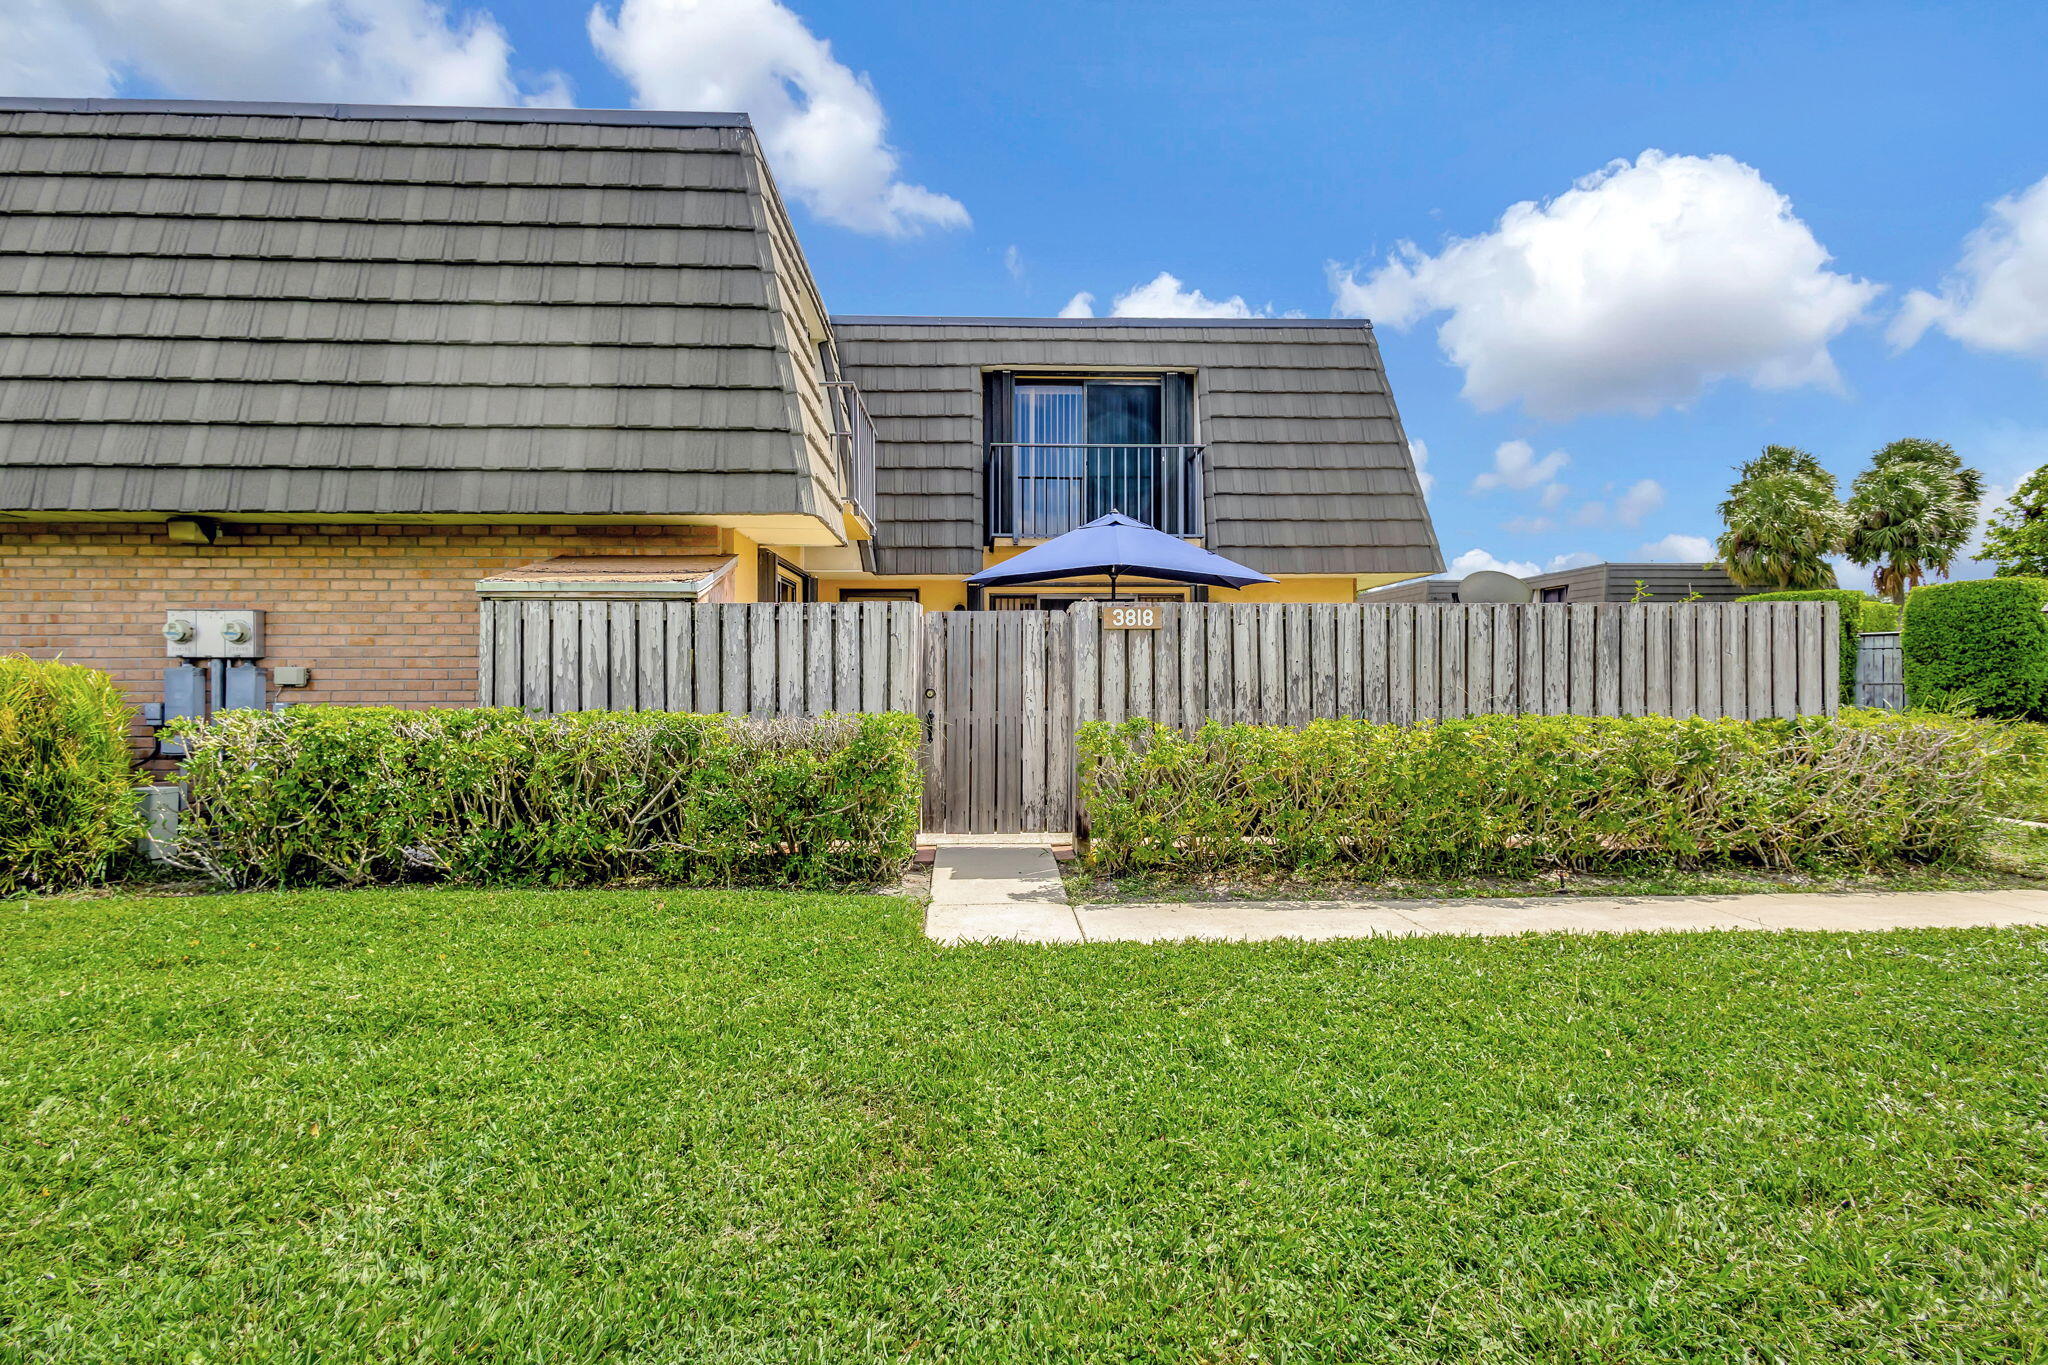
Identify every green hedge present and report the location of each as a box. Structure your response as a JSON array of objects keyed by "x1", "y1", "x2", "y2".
[
  {"x1": 1735, "y1": 589, "x2": 1865, "y2": 702},
  {"x1": 1859, "y1": 600, "x2": 1900, "y2": 633},
  {"x1": 0, "y1": 657, "x2": 141, "y2": 895},
  {"x1": 1901, "y1": 577, "x2": 2048, "y2": 719},
  {"x1": 1078, "y1": 713, "x2": 2005, "y2": 876},
  {"x1": 168, "y1": 707, "x2": 921, "y2": 890}
]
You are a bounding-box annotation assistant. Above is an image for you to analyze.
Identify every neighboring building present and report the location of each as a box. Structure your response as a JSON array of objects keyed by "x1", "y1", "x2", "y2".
[
  {"x1": 1523, "y1": 561, "x2": 1744, "y2": 604},
  {"x1": 1358, "y1": 577, "x2": 1462, "y2": 604},
  {"x1": 1364, "y1": 560, "x2": 1743, "y2": 605},
  {"x1": 0, "y1": 97, "x2": 1439, "y2": 714}
]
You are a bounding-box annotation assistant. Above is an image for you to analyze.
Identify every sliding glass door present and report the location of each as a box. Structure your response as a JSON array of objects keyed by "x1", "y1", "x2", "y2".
[{"x1": 1012, "y1": 379, "x2": 1162, "y2": 537}]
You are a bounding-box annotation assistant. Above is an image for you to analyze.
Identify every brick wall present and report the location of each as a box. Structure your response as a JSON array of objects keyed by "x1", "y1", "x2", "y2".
[{"x1": 0, "y1": 522, "x2": 723, "y2": 717}]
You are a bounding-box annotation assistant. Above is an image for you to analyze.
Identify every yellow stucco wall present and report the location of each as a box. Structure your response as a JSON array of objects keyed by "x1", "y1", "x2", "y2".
[
  {"x1": 812, "y1": 574, "x2": 1394, "y2": 608},
  {"x1": 761, "y1": 540, "x2": 1431, "y2": 607}
]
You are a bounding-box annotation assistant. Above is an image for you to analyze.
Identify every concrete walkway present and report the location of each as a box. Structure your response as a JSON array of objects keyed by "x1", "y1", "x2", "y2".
[
  {"x1": 923, "y1": 847, "x2": 2048, "y2": 943},
  {"x1": 925, "y1": 843, "x2": 1083, "y2": 944}
]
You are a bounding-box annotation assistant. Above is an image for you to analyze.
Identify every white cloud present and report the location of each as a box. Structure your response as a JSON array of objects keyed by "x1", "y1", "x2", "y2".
[
  {"x1": 1562, "y1": 477, "x2": 1665, "y2": 529},
  {"x1": 1331, "y1": 150, "x2": 1880, "y2": 419},
  {"x1": 1635, "y1": 533, "x2": 1716, "y2": 562},
  {"x1": 0, "y1": 0, "x2": 116, "y2": 96},
  {"x1": 589, "y1": 0, "x2": 966, "y2": 236},
  {"x1": 1004, "y1": 245, "x2": 1025, "y2": 282},
  {"x1": 1613, "y1": 479, "x2": 1666, "y2": 527},
  {"x1": 0, "y1": 0, "x2": 569, "y2": 106},
  {"x1": 1104, "y1": 271, "x2": 1265, "y2": 319},
  {"x1": 1408, "y1": 438, "x2": 1435, "y2": 495},
  {"x1": 1546, "y1": 551, "x2": 1600, "y2": 571},
  {"x1": 1058, "y1": 271, "x2": 1291, "y2": 320},
  {"x1": 1447, "y1": 548, "x2": 1542, "y2": 579},
  {"x1": 1501, "y1": 515, "x2": 1555, "y2": 535},
  {"x1": 1471, "y1": 439, "x2": 1569, "y2": 493},
  {"x1": 1891, "y1": 174, "x2": 2048, "y2": 364}
]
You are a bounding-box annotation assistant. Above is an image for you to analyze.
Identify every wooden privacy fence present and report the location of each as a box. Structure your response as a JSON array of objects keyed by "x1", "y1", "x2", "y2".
[
  {"x1": 478, "y1": 599, "x2": 921, "y2": 716},
  {"x1": 1068, "y1": 600, "x2": 1840, "y2": 726},
  {"x1": 477, "y1": 599, "x2": 1841, "y2": 833},
  {"x1": 1856, "y1": 631, "x2": 1905, "y2": 710}
]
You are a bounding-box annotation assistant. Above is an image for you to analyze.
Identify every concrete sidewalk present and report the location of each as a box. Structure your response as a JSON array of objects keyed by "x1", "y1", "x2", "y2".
[
  {"x1": 1066, "y1": 889, "x2": 2048, "y2": 942},
  {"x1": 924, "y1": 849, "x2": 2048, "y2": 944}
]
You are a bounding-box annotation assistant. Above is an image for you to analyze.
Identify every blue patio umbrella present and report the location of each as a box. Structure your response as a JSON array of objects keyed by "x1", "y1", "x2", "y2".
[{"x1": 965, "y1": 511, "x2": 1276, "y2": 599}]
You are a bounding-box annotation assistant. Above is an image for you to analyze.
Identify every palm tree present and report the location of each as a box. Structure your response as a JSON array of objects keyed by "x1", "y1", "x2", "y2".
[
  {"x1": 1715, "y1": 445, "x2": 1847, "y2": 590},
  {"x1": 1843, "y1": 438, "x2": 1983, "y2": 604}
]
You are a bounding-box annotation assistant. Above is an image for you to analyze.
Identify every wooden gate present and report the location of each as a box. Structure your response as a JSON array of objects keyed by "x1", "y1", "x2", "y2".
[
  {"x1": 920, "y1": 611, "x2": 1073, "y2": 834},
  {"x1": 1856, "y1": 631, "x2": 1905, "y2": 709}
]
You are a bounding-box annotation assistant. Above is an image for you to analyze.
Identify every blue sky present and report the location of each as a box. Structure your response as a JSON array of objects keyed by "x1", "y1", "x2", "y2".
[{"x1": 8, "y1": 0, "x2": 2046, "y2": 584}]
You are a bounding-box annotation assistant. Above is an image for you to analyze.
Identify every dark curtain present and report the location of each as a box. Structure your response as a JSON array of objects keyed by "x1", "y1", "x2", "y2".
[
  {"x1": 983, "y1": 371, "x2": 1015, "y2": 539},
  {"x1": 1084, "y1": 382, "x2": 1161, "y2": 523},
  {"x1": 1161, "y1": 373, "x2": 1194, "y2": 532}
]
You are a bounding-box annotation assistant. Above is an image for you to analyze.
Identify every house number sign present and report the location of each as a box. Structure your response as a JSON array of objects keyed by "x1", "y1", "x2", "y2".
[{"x1": 1102, "y1": 604, "x2": 1165, "y2": 630}]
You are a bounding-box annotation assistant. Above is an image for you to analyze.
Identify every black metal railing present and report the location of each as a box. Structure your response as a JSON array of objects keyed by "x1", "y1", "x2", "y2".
[
  {"x1": 824, "y1": 380, "x2": 878, "y2": 522},
  {"x1": 985, "y1": 443, "x2": 1204, "y2": 540}
]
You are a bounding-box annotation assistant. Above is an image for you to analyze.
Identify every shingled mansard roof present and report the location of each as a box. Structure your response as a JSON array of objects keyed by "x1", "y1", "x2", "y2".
[
  {"x1": 0, "y1": 98, "x2": 833, "y2": 522},
  {"x1": 831, "y1": 318, "x2": 1443, "y2": 578},
  {"x1": 0, "y1": 99, "x2": 1443, "y2": 582}
]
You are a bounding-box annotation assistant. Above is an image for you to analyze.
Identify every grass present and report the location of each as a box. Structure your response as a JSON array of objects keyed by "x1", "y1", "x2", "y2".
[
  {"x1": 6, "y1": 888, "x2": 2048, "y2": 1362},
  {"x1": 1068, "y1": 821, "x2": 2048, "y2": 904}
]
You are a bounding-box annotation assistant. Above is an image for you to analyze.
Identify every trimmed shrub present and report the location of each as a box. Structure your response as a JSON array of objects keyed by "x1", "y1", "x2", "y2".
[
  {"x1": 0, "y1": 657, "x2": 141, "y2": 895},
  {"x1": 1901, "y1": 577, "x2": 2048, "y2": 719},
  {"x1": 168, "y1": 707, "x2": 921, "y2": 890},
  {"x1": 1859, "y1": 600, "x2": 1900, "y2": 633},
  {"x1": 1735, "y1": 588, "x2": 1866, "y2": 702},
  {"x1": 1079, "y1": 712, "x2": 2004, "y2": 876},
  {"x1": 1934, "y1": 714, "x2": 2048, "y2": 820}
]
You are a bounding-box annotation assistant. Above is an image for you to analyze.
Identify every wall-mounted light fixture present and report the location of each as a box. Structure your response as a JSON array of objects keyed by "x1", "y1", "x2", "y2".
[{"x1": 165, "y1": 516, "x2": 220, "y2": 545}]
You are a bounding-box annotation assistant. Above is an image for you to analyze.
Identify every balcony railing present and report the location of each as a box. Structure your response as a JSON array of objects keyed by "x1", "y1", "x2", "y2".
[
  {"x1": 824, "y1": 380, "x2": 878, "y2": 523},
  {"x1": 986, "y1": 443, "x2": 1205, "y2": 541}
]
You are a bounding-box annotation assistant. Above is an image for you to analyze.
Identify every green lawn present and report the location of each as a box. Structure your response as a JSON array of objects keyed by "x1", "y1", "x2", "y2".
[{"x1": 6, "y1": 889, "x2": 2047, "y2": 1362}]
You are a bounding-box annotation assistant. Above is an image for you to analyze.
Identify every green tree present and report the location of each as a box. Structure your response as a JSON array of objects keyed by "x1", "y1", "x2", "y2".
[
  {"x1": 1981, "y1": 465, "x2": 2048, "y2": 577},
  {"x1": 1715, "y1": 445, "x2": 1846, "y2": 590},
  {"x1": 1842, "y1": 438, "x2": 1984, "y2": 604}
]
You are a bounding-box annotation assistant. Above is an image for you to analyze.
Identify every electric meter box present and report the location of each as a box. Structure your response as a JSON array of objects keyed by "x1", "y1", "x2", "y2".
[{"x1": 162, "y1": 609, "x2": 265, "y2": 659}]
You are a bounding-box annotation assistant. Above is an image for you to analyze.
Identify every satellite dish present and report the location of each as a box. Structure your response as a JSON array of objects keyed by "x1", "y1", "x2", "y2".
[{"x1": 1457, "y1": 569, "x2": 1534, "y2": 604}]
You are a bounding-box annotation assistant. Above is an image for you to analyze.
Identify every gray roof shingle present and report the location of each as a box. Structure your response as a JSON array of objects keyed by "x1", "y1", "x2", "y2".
[{"x1": 0, "y1": 98, "x2": 829, "y2": 523}]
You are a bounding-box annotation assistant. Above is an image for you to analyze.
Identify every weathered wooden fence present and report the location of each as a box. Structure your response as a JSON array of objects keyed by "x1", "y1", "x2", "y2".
[
  {"x1": 1070, "y1": 600, "x2": 1839, "y2": 726},
  {"x1": 478, "y1": 600, "x2": 921, "y2": 716},
  {"x1": 478, "y1": 599, "x2": 1841, "y2": 833},
  {"x1": 1856, "y1": 631, "x2": 1905, "y2": 709}
]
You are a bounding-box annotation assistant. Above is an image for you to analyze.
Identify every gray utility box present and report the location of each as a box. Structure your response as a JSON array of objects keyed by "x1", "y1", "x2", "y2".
[
  {"x1": 136, "y1": 785, "x2": 185, "y2": 862},
  {"x1": 163, "y1": 609, "x2": 264, "y2": 659}
]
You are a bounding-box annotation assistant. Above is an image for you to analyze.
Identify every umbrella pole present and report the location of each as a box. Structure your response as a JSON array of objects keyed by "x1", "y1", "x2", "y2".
[{"x1": 1106, "y1": 569, "x2": 1119, "y2": 602}]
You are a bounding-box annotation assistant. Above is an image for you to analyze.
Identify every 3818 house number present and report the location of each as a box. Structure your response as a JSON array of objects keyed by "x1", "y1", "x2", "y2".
[{"x1": 1102, "y1": 604, "x2": 1164, "y2": 630}]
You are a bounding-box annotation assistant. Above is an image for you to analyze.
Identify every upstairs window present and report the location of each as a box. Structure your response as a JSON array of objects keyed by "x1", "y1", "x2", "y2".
[{"x1": 985, "y1": 372, "x2": 1198, "y2": 539}]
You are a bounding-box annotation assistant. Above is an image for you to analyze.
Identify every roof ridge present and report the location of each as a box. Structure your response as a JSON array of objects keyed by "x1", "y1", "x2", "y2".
[
  {"x1": 0, "y1": 97, "x2": 751, "y2": 130},
  {"x1": 831, "y1": 315, "x2": 1371, "y2": 329}
]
